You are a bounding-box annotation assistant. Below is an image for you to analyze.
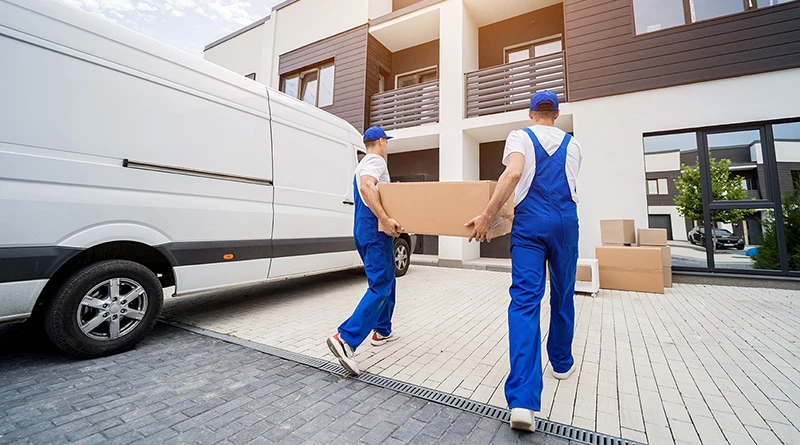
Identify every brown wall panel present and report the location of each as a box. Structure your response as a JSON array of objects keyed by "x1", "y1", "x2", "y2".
[
  {"x1": 478, "y1": 4, "x2": 565, "y2": 69},
  {"x1": 391, "y1": 40, "x2": 439, "y2": 89},
  {"x1": 278, "y1": 26, "x2": 369, "y2": 132},
  {"x1": 564, "y1": 0, "x2": 800, "y2": 101},
  {"x1": 366, "y1": 35, "x2": 393, "y2": 130}
]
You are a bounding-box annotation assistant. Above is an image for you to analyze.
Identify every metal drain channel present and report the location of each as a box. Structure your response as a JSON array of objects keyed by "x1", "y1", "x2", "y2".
[{"x1": 171, "y1": 322, "x2": 645, "y2": 445}]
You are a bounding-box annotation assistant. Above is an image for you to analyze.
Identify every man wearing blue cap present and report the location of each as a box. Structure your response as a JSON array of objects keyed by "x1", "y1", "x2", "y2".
[
  {"x1": 327, "y1": 126, "x2": 403, "y2": 375},
  {"x1": 467, "y1": 90, "x2": 583, "y2": 431}
]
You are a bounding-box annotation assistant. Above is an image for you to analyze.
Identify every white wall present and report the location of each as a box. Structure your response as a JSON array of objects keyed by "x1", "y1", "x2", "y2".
[
  {"x1": 204, "y1": 21, "x2": 271, "y2": 83},
  {"x1": 775, "y1": 140, "x2": 800, "y2": 163},
  {"x1": 437, "y1": 0, "x2": 480, "y2": 263},
  {"x1": 368, "y1": 0, "x2": 392, "y2": 19},
  {"x1": 571, "y1": 68, "x2": 800, "y2": 259}
]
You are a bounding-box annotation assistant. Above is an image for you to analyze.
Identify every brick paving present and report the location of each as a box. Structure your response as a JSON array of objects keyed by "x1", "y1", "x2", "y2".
[
  {"x1": 0, "y1": 323, "x2": 580, "y2": 444},
  {"x1": 162, "y1": 265, "x2": 800, "y2": 445}
]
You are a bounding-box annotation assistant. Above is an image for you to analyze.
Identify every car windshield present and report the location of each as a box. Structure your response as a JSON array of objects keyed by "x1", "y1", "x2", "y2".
[{"x1": 714, "y1": 229, "x2": 734, "y2": 236}]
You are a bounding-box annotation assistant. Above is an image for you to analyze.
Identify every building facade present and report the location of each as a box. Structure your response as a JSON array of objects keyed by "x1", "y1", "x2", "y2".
[{"x1": 204, "y1": 0, "x2": 800, "y2": 278}]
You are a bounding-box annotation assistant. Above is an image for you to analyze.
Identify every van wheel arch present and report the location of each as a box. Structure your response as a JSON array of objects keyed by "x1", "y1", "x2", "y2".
[{"x1": 32, "y1": 241, "x2": 175, "y2": 320}]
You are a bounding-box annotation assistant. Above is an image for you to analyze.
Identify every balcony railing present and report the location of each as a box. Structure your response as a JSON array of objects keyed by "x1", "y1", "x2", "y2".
[
  {"x1": 465, "y1": 52, "x2": 566, "y2": 118},
  {"x1": 369, "y1": 80, "x2": 439, "y2": 131}
]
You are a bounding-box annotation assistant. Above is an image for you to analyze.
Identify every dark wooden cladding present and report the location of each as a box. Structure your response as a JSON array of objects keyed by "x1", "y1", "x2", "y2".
[
  {"x1": 391, "y1": 40, "x2": 439, "y2": 90},
  {"x1": 366, "y1": 35, "x2": 393, "y2": 131},
  {"x1": 278, "y1": 25, "x2": 369, "y2": 132},
  {"x1": 564, "y1": 0, "x2": 800, "y2": 101},
  {"x1": 466, "y1": 52, "x2": 565, "y2": 118},
  {"x1": 370, "y1": 80, "x2": 439, "y2": 130},
  {"x1": 478, "y1": 4, "x2": 564, "y2": 69}
]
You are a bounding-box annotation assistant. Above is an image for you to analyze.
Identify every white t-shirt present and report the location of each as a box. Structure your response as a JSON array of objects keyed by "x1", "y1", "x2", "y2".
[
  {"x1": 355, "y1": 154, "x2": 391, "y2": 207},
  {"x1": 503, "y1": 125, "x2": 583, "y2": 206}
]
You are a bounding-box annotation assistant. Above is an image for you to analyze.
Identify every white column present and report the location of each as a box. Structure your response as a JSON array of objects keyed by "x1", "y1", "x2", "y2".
[{"x1": 438, "y1": 0, "x2": 480, "y2": 265}]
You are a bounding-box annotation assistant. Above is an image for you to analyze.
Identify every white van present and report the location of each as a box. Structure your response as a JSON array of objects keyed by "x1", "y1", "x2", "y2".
[{"x1": 0, "y1": 0, "x2": 413, "y2": 358}]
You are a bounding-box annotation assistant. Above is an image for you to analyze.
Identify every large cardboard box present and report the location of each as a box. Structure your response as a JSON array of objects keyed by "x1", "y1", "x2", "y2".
[
  {"x1": 638, "y1": 228, "x2": 668, "y2": 246},
  {"x1": 378, "y1": 181, "x2": 514, "y2": 238},
  {"x1": 600, "y1": 220, "x2": 636, "y2": 245},
  {"x1": 658, "y1": 246, "x2": 672, "y2": 267},
  {"x1": 596, "y1": 246, "x2": 664, "y2": 294},
  {"x1": 664, "y1": 267, "x2": 673, "y2": 288}
]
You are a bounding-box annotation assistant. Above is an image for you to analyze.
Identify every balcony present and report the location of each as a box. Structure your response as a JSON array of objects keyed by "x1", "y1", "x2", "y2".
[
  {"x1": 465, "y1": 52, "x2": 566, "y2": 118},
  {"x1": 369, "y1": 80, "x2": 439, "y2": 131}
]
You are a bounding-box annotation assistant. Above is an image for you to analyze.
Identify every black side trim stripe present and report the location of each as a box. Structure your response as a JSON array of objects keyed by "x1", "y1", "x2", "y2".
[
  {"x1": 0, "y1": 238, "x2": 356, "y2": 283},
  {"x1": 272, "y1": 237, "x2": 355, "y2": 259},
  {"x1": 123, "y1": 159, "x2": 273, "y2": 186},
  {"x1": 0, "y1": 247, "x2": 82, "y2": 283}
]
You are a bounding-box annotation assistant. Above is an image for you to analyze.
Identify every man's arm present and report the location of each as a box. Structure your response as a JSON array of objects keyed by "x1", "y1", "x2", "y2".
[
  {"x1": 465, "y1": 152, "x2": 525, "y2": 242},
  {"x1": 359, "y1": 175, "x2": 403, "y2": 237}
]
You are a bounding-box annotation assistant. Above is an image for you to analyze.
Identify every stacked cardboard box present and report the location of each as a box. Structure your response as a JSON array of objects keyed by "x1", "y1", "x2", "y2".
[
  {"x1": 596, "y1": 220, "x2": 671, "y2": 294},
  {"x1": 638, "y1": 228, "x2": 672, "y2": 288}
]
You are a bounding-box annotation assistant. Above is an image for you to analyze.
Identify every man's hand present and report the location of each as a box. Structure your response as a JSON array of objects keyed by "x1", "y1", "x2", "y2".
[
  {"x1": 380, "y1": 218, "x2": 403, "y2": 238},
  {"x1": 466, "y1": 213, "x2": 493, "y2": 243}
]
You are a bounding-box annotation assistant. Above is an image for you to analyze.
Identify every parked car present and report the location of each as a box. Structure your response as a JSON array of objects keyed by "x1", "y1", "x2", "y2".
[
  {"x1": 0, "y1": 0, "x2": 407, "y2": 358},
  {"x1": 687, "y1": 227, "x2": 745, "y2": 250}
]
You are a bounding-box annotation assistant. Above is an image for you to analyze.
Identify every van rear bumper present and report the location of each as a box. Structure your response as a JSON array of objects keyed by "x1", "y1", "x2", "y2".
[{"x1": 0, "y1": 279, "x2": 48, "y2": 324}]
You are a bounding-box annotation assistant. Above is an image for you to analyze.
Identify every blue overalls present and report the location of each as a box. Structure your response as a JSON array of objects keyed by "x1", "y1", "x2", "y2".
[
  {"x1": 338, "y1": 177, "x2": 397, "y2": 350},
  {"x1": 505, "y1": 128, "x2": 579, "y2": 411}
]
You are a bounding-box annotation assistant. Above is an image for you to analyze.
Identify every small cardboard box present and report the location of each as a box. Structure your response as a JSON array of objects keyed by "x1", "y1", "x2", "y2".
[
  {"x1": 546, "y1": 262, "x2": 592, "y2": 282},
  {"x1": 600, "y1": 220, "x2": 636, "y2": 245},
  {"x1": 596, "y1": 246, "x2": 664, "y2": 294},
  {"x1": 576, "y1": 264, "x2": 592, "y2": 282},
  {"x1": 664, "y1": 267, "x2": 673, "y2": 288},
  {"x1": 378, "y1": 181, "x2": 514, "y2": 238},
  {"x1": 638, "y1": 228, "x2": 668, "y2": 246}
]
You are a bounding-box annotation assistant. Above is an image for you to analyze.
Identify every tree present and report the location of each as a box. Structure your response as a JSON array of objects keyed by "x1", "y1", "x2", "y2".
[
  {"x1": 673, "y1": 157, "x2": 753, "y2": 247},
  {"x1": 754, "y1": 177, "x2": 800, "y2": 270}
]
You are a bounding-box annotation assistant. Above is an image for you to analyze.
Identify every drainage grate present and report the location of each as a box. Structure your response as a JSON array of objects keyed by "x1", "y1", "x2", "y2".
[{"x1": 170, "y1": 322, "x2": 645, "y2": 445}]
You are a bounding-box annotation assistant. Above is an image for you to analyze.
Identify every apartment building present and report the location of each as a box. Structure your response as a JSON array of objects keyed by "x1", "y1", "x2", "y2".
[{"x1": 204, "y1": 0, "x2": 800, "y2": 279}]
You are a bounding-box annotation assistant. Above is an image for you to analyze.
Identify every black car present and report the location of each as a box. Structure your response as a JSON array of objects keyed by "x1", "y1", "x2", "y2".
[{"x1": 687, "y1": 227, "x2": 745, "y2": 250}]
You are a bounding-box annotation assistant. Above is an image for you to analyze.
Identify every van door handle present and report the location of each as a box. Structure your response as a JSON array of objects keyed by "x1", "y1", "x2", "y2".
[{"x1": 343, "y1": 200, "x2": 354, "y2": 206}]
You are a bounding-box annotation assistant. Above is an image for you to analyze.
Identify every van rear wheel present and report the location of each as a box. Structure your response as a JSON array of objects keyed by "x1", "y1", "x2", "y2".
[{"x1": 45, "y1": 260, "x2": 163, "y2": 358}]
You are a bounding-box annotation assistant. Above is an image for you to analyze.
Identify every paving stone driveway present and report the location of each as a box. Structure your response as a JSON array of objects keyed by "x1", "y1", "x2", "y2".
[
  {"x1": 162, "y1": 265, "x2": 800, "y2": 445},
  {"x1": 0, "y1": 323, "x2": 578, "y2": 445}
]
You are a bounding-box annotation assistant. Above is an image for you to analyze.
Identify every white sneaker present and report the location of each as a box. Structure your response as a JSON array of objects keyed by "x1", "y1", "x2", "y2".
[
  {"x1": 551, "y1": 364, "x2": 575, "y2": 380},
  {"x1": 510, "y1": 408, "x2": 536, "y2": 432},
  {"x1": 370, "y1": 331, "x2": 398, "y2": 346},
  {"x1": 326, "y1": 333, "x2": 360, "y2": 375}
]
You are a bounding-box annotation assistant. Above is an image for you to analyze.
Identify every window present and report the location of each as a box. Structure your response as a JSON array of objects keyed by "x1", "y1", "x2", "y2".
[
  {"x1": 632, "y1": 0, "x2": 794, "y2": 34},
  {"x1": 245, "y1": 73, "x2": 256, "y2": 80},
  {"x1": 647, "y1": 179, "x2": 669, "y2": 195},
  {"x1": 280, "y1": 62, "x2": 335, "y2": 108},
  {"x1": 504, "y1": 39, "x2": 562, "y2": 64},
  {"x1": 396, "y1": 67, "x2": 437, "y2": 89},
  {"x1": 632, "y1": 0, "x2": 686, "y2": 34}
]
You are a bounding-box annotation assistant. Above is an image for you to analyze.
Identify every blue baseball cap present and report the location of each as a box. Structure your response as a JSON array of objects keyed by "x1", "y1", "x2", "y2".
[
  {"x1": 363, "y1": 126, "x2": 393, "y2": 142},
  {"x1": 530, "y1": 90, "x2": 559, "y2": 111}
]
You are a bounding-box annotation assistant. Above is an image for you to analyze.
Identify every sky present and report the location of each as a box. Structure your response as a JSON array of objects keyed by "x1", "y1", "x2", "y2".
[{"x1": 57, "y1": 0, "x2": 283, "y2": 56}]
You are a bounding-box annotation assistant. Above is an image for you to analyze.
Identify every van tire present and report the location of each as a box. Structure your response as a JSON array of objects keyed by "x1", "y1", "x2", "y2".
[
  {"x1": 45, "y1": 260, "x2": 163, "y2": 359},
  {"x1": 394, "y1": 238, "x2": 410, "y2": 277}
]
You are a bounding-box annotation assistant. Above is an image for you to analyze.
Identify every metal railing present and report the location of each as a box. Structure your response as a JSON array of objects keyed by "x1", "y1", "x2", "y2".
[
  {"x1": 465, "y1": 52, "x2": 566, "y2": 118},
  {"x1": 369, "y1": 80, "x2": 439, "y2": 131}
]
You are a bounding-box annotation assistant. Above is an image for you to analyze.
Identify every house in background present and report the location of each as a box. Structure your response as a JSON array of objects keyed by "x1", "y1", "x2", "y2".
[{"x1": 204, "y1": 0, "x2": 800, "y2": 279}]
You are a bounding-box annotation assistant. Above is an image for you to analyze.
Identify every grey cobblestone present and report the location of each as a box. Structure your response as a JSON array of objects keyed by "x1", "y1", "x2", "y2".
[{"x1": 1, "y1": 323, "x2": 577, "y2": 445}]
